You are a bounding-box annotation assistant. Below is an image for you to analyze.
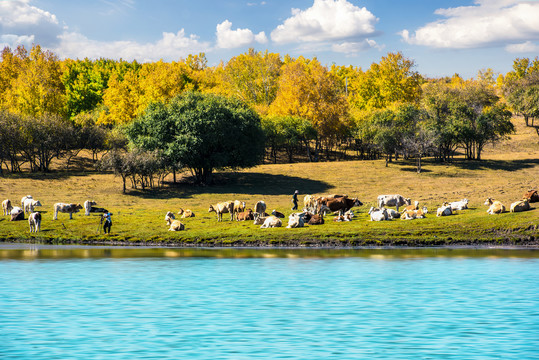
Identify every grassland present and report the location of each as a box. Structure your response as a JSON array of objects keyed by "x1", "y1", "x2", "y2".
[{"x1": 0, "y1": 118, "x2": 538, "y2": 247}]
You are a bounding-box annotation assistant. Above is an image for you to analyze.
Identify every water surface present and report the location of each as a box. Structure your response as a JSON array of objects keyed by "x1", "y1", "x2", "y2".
[{"x1": 1, "y1": 245, "x2": 538, "y2": 359}]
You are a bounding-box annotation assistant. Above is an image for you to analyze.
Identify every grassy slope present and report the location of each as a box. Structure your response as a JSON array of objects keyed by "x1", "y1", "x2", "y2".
[{"x1": 0, "y1": 118, "x2": 538, "y2": 247}]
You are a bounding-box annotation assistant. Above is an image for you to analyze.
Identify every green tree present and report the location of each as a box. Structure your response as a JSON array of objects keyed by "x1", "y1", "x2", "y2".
[{"x1": 127, "y1": 92, "x2": 265, "y2": 184}]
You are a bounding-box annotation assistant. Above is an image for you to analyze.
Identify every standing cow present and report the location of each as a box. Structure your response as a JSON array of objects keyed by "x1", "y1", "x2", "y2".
[
  {"x1": 53, "y1": 203, "x2": 83, "y2": 220},
  {"x1": 28, "y1": 212, "x2": 42, "y2": 232}
]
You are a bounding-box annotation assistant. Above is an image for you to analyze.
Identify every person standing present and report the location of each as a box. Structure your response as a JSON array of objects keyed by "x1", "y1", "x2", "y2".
[
  {"x1": 103, "y1": 211, "x2": 113, "y2": 234},
  {"x1": 292, "y1": 190, "x2": 299, "y2": 210}
]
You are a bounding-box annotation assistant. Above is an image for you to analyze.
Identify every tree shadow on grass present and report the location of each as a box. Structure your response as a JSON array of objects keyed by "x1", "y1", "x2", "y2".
[
  {"x1": 1, "y1": 170, "x2": 95, "y2": 181},
  {"x1": 393, "y1": 157, "x2": 538, "y2": 173},
  {"x1": 124, "y1": 172, "x2": 332, "y2": 200}
]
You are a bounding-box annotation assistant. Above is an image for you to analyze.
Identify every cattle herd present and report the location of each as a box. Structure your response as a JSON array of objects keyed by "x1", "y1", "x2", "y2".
[{"x1": 1, "y1": 189, "x2": 537, "y2": 234}]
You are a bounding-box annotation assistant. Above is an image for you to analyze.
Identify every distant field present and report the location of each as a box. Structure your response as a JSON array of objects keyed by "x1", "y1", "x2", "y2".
[{"x1": 0, "y1": 118, "x2": 537, "y2": 247}]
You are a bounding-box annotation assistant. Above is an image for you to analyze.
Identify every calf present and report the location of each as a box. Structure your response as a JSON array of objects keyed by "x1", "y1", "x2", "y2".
[
  {"x1": 308, "y1": 214, "x2": 324, "y2": 225},
  {"x1": 2, "y1": 199, "x2": 13, "y2": 215},
  {"x1": 523, "y1": 189, "x2": 539, "y2": 203},
  {"x1": 401, "y1": 206, "x2": 428, "y2": 220},
  {"x1": 237, "y1": 209, "x2": 254, "y2": 221},
  {"x1": 368, "y1": 207, "x2": 388, "y2": 221},
  {"x1": 28, "y1": 212, "x2": 41, "y2": 232},
  {"x1": 178, "y1": 208, "x2": 195, "y2": 218},
  {"x1": 436, "y1": 205, "x2": 453, "y2": 217},
  {"x1": 233, "y1": 200, "x2": 246, "y2": 220}
]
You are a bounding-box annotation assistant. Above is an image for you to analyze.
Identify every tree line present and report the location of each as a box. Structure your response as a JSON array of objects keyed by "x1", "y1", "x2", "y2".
[{"x1": 0, "y1": 44, "x2": 537, "y2": 185}]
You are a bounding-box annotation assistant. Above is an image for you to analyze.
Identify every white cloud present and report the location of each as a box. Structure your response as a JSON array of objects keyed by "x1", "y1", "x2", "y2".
[
  {"x1": 506, "y1": 41, "x2": 539, "y2": 53},
  {"x1": 401, "y1": 0, "x2": 539, "y2": 49},
  {"x1": 332, "y1": 39, "x2": 383, "y2": 54},
  {"x1": 271, "y1": 0, "x2": 378, "y2": 44},
  {"x1": 216, "y1": 20, "x2": 267, "y2": 49},
  {"x1": 0, "y1": 0, "x2": 62, "y2": 46},
  {"x1": 56, "y1": 30, "x2": 211, "y2": 62}
]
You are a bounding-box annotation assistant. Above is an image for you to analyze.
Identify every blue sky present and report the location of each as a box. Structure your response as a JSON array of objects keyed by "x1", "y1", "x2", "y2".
[{"x1": 1, "y1": 0, "x2": 539, "y2": 78}]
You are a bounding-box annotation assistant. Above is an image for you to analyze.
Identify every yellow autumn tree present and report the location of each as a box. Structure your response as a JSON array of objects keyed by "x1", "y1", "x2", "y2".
[
  {"x1": 270, "y1": 57, "x2": 349, "y2": 157},
  {"x1": 6, "y1": 45, "x2": 66, "y2": 117}
]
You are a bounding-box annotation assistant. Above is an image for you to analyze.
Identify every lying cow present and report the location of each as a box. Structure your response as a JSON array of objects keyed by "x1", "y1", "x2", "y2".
[
  {"x1": 436, "y1": 204, "x2": 453, "y2": 217},
  {"x1": 237, "y1": 209, "x2": 254, "y2": 221},
  {"x1": 510, "y1": 199, "x2": 530, "y2": 213},
  {"x1": 178, "y1": 208, "x2": 195, "y2": 218},
  {"x1": 287, "y1": 212, "x2": 306, "y2": 228},
  {"x1": 368, "y1": 207, "x2": 388, "y2": 221},
  {"x1": 53, "y1": 203, "x2": 83, "y2": 220},
  {"x1": 28, "y1": 212, "x2": 41, "y2": 232},
  {"x1": 271, "y1": 210, "x2": 285, "y2": 218},
  {"x1": 523, "y1": 189, "x2": 539, "y2": 203},
  {"x1": 209, "y1": 201, "x2": 234, "y2": 221},
  {"x1": 308, "y1": 214, "x2": 324, "y2": 225},
  {"x1": 10, "y1": 206, "x2": 24, "y2": 221},
  {"x1": 401, "y1": 207, "x2": 428, "y2": 220},
  {"x1": 448, "y1": 199, "x2": 469, "y2": 211},
  {"x1": 403, "y1": 200, "x2": 420, "y2": 212},
  {"x1": 485, "y1": 198, "x2": 505, "y2": 215},
  {"x1": 260, "y1": 215, "x2": 282, "y2": 229},
  {"x1": 23, "y1": 199, "x2": 42, "y2": 213},
  {"x1": 2, "y1": 199, "x2": 13, "y2": 215},
  {"x1": 84, "y1": 200, "x2": 97, "y2": 216},
  {"x1": 377, "y1": 194, "x2": 411, "y2": 212}
]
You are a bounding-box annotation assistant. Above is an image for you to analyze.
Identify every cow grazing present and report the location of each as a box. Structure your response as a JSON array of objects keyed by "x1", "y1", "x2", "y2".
[
  {"x1": 319, "y1": 196, "x2": 363, "y2": 216},
  {"x1": 84, "y1": 200, "x2": 97, "y2": 216},
  {"x1": 448, "y1": 199, "x2": 469, "y2": 211},
  {"x1": 23, "y1": 199, "x2": 42, "y2": 213},
  {"x1": 260, "y1": 215, "x2": 282, "y2": 229},
  {"x1": 53, "y1": 203, "x2": 83, "y2": 220},
  {"x1": 523, "y1": 189, "x2": 539, "y2": 203},
  {"x1": 2, "y1": 199, "x2": 13, "y2": 215},
  {"x1": 401, "y1": 207, "x2": 428, "y2": 220},
  {"x1": 254, "y1": 201, "x2": 267, "y2": 218},
  {"x1": 377, "y1": 194, "x2": 411, "y2": 212},
  {"x1": 209, "y1": 201, "x2": 234, "y2": 221},
  {"x1": 10, "y1": 206, "x2": 24, "y2": 221},
  {"x1": 28, "y1": 212, "x2": 41, "y2": 232},
  {"x1": 271, "y1": 210, "x2": 285, "y2": 218},
  {"x1": 233, "y1": 200, "x2": 246, "y2": 220},
  {"x1": 178, "y1": 208, "x2": 195, "y2": 218},
  {"x1": 237, "y1": 209, "x2": 254, "y2": 221},
  {"x1": 510, "y1": 199, "x2": 530, "y2": 213},
  {"x1": 21, "y1": 195, "x2": 32, "y2": 208},
  {"x1": 436, "y1": 205, "x2": 453, "y2": 217},
  {"x1": 308, "y1": 214, "x2": 324, "y2": 225},
  {"x1": 287, "y1": 212, "x2": 306, "y2": 228},
  {"x1": 368, "y1": 207, "x2": 388, "y2": 221},
  {"x1": 484, "y1": 198, "x2": 505, "y2": 215}
]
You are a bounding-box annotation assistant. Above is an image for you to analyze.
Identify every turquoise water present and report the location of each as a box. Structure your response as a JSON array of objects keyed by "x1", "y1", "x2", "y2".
[{"x1": 1, "y1": 246, "x2": 538, "y2": 359}]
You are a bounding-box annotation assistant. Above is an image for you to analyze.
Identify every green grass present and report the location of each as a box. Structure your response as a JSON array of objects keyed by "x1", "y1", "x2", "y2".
[{"x1": 0, "y1": 118, "x2": 538, "y2": 247}]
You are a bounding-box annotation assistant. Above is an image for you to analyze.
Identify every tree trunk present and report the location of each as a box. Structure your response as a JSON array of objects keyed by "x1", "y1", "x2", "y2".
[{"x1": 417, "y1": 156, "x2": 422, "y2": 173}]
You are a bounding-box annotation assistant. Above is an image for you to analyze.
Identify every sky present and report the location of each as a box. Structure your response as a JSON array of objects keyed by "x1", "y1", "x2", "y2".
[{"x1": 1, "y1": 0, "x2": 539, "y2": 78}]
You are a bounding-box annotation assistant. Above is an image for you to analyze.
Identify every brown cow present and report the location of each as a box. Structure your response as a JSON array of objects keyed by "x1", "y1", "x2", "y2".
[
  {"x1": 318, "y1": 196, "x2": 363, "y2": 216},
  {"x1": 308, "y1": 214, "x2": 324, "y2": 225},
  {"x1": 237, "y1": 209, "x2": 254, "y2": 221},
  {"x1": 178, "y1": 208, "x2": 195, "y2": 218},
  {"x1": 523, "y1": 189, "x2": 539, "y2": 203}
]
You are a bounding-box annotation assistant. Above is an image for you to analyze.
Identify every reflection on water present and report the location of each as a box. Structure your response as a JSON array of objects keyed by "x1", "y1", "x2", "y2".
[{"x1": 0, "y1": 244, "x2": 538, "y2": 260}]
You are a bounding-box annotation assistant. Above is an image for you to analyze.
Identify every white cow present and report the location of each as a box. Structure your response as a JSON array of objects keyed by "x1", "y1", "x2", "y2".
[
  {"x1": 84, "y1": 200, "x2": 97, "y2": 216},
  {"x1": 260, "y1": 215, "x2": 282, "y2": 229},
  {"x1": 21, "y1": 195, "x2": 32, "y2": 207},
  {"x1": 386, "y1": 209, "x2": 400, "y2": 219},
  {"x1": 449, "y1": 199, "x2": 469, "y2": 211},
  {"x1": 287, "y1": 212, "x2": 306, "y2": 228},
  {"x1": 436, "y1": 205, "x2": 453, "y2": 217},
  {"x1": 53, "y1": 203, "x2": 83, "y2": 220},
  {"x1": 377, "y1": 194, "x2": 411, "y2": 212},
  {"x1": 2, "y1": 199, "x2": 13, "y2": 215},
  {"x1": 368, "y1": 207, "x2": 388, "y2": 221},
  {"x1": 28, "y1": 212, "x2": 42, "y2": 232},
  {"x1": 23, "y1": 199, "x2": 42, "y2": 213}
]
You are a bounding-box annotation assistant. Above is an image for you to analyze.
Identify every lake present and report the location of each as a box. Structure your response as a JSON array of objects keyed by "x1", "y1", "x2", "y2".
[{"x1": 1, "y1": 245, "x2": 538, "y2": 359}]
